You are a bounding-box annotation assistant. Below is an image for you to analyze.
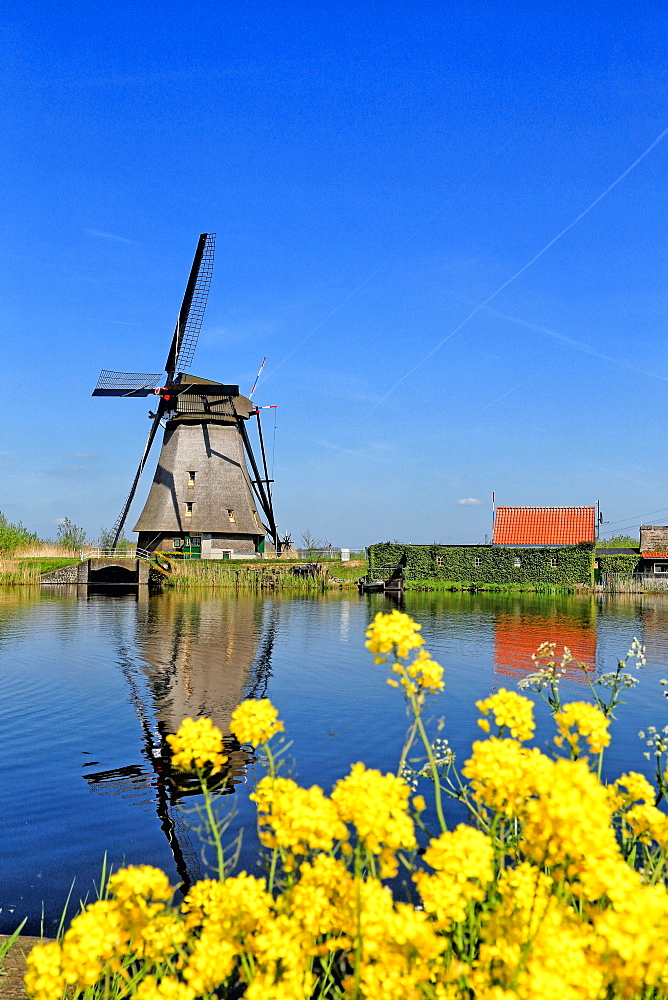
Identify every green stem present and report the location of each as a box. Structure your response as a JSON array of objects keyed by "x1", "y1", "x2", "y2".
[
  {"x1": 353, "y1": 844, "x2": 363, "y2": 1000},
  {"x1": 416, "y1": 712, "x2": 447, "y2": 832},
  {"x1": 200, "y1": 776, "x2": 226, "y2": 881}
]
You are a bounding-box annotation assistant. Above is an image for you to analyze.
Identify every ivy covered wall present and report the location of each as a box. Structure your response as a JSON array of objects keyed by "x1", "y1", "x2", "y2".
[
  {"x1": 367, "y1": 542, "x2": 595, "y2": 586},
  {"x1": 596, "y1": 553, "x2": 641, "y2": 577}
]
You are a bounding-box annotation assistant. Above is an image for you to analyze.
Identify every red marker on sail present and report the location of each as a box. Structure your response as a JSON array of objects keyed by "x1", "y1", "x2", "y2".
[{"x1": 249, "y1": 357, "x2": 266, "y2": 398}]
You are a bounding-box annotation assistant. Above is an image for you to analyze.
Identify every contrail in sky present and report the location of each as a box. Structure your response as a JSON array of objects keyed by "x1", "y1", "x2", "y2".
[
  {"x1": 260, "y1": 139, "x2": 514, "y2": 388},
  {"x1": 483, "y1": 305, "x2": 668, "y2": 384},
  {"x1": 369, "y1": 125, "x2": 668, "y2": 412}
]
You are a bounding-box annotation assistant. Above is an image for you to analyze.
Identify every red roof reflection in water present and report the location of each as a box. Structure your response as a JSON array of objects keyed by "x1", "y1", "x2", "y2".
[{"x1": 494, "y1": 615, "x2": 596, "y2": 683}]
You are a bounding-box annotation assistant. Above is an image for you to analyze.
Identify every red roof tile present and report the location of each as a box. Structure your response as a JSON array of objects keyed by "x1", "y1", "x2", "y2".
[
  {"x1": 642, "y1": 552, "x2": 668, "y2": 558},
  {"x1": 493, "y1": 507, "x2": 596, "y2": 546}
]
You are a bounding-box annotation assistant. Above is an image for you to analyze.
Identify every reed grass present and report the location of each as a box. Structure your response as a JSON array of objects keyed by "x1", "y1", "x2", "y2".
[
  {"x1": 0, "y1": 551, "x2": 80, "y2": 585},
  {"x1": 166, "y1": 559, "x2": 366, "y2": 592}
]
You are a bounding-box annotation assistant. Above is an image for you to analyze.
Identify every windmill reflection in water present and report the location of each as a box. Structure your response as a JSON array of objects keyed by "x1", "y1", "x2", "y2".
[{"x1": 82, "y1": 594, "x2": 277, "y2": 890}]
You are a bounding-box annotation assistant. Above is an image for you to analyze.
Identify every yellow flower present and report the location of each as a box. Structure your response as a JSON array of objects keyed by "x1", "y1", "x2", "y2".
[
  {"x1": 607, "y1": 771, "x2": 655, "y2": 813},
  {"x1": 24, "y1": 941, "x2": 65, "y2": 1000},
  {"x1": 230, "y1": 698, "x2": 284, "y2": 745},
  {"x1": 476, "y1": 863, "x2": 604, "y2": 1000},
  {"x1": 554, "y1": 701, "x2": 610, "y2": 756},
  {"x1": 365, "y1": 610, "x2": 424, "y2": 662},
  {"x1": 166, "y1": 716, "x2": 227, "y2": 773},
  {"x1": 404, "y1": 647, "x2": 445, "y2": 691},
  {"x1": 108, "y1": 865, "x2": 173, "y2": 919},
  {"x1": 183, "y1": 928, "x2": 236, "y2": 994},
  {"x1": 59, "y1": 899, "x2": 128, "y2": 987},
  {"x1": 414, "y1": 825, "x2": 494, "y2": 929},
  {"x1": 462, "y1": 737, "x2": 552, "y2": 818},
  {"x1": 624, "y1": 803, "x2": 668, "y2": 849},
  {"x1": 281, "y1": 855, "x2": 354, "y2": 944},
  {"x1": 332, "y1": 763, "x2": 416, "y2": 876},
  {"x1": 135, "y1": 976, "x2": 196, "y2": 1000},
  {"x1": 591, "y1": 874, "x2": 668, "y2": 994},
  {"x1": 182, "y1": 874, "x2": 272, "y2": 940},
  {"x1": 476, "y1": 688, "x2": 535, "y2": 742},
  {"x1": 520, "y1": 757, "x2": 620, "y2": 886},
  {"x1": 250, "y1": 775, "x2": 348, "y2": 863}
]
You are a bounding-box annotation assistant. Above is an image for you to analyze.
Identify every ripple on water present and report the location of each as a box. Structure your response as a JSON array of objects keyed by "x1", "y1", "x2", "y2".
[{"x1": 2, "y1": 588, "x2": 668, "y2": 934}]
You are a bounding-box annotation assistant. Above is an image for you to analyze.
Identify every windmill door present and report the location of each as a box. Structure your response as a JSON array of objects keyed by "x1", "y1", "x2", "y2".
[{"x1": 183, "y1": 535, "x2": 202, "y2": 559}]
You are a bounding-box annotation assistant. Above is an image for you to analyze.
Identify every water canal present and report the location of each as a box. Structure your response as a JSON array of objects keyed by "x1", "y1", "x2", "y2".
[{"x1": 2, "y1": 585, "x2": 668, "y2": 935}]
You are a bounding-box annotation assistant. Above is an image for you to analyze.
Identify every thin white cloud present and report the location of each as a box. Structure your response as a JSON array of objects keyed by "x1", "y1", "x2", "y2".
[
  {"x1": 44, "y1": 465, "x2": 91, "y2": 476},
  {"x1": 457, "y1": 497, "x2": 482, "y2": 505},
  {"x1": 86, "y1": 229, "x2": 139, "y2": 245}
]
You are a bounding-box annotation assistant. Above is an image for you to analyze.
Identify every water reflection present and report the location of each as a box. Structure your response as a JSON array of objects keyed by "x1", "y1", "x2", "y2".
[
  {"x1": 493, "y1": 598, "x2": 598, "y2": 681},
  {"x1": 4, "y1": 586, "x2": 668, "y2": 936},
  {"x1": 82, "y1": 592, "x2": 278, "y2": 888}
]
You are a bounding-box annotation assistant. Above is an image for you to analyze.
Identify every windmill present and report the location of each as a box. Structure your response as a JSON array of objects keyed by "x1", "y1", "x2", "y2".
[{"x1": 93, "y1": 234, "x2": 279, "y2": 558}]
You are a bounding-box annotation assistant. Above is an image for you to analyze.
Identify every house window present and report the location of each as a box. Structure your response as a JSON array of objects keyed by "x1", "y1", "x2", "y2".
[
  {"x1": 227, "y1": 509, "x2": 236, "y2": 523},
  {"x1": 436, "y1": 555, "x2": 444, "y2": 566},
  {"x1": 185, "y1": 502, "x2": 194, "y2": 517},
  {"x1": 475, "y1": 556, "x2": 482, "y2": 567},
  {"x1": 173, "y1": 538, "x2": 183, "y2": 549},
  {"x1": 551, "y1": 557, "x2": 558, "y2": 567},
  {"x1": 655, "y1": 563, "x2": 668, "y2": 574},
  {"x1": 190, "y1": 536, "x2": 201, "y2": 547},
  {"x1": 514, "y1": 557, "x2": 521, "y2": 568},
  {"x1": 188, "y1": 471, "x2": 196, "y2": 486}
]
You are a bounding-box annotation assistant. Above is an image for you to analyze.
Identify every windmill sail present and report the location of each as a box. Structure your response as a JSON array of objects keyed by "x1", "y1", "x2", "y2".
[
  {"x1": 112, "y1": 410, "x2": 164, "y2": 546},
  {"x1": 165, "y1": 233, "x2": 216, "y2": 380},
  {"x1": 93, "y1": 370, "x2": 164, "y2": 397}
]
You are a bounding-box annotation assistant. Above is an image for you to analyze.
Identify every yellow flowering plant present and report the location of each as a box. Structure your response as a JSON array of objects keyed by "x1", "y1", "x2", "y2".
[{"x1": 23, "y1": 611, "x2": 668, "y2": 1000}]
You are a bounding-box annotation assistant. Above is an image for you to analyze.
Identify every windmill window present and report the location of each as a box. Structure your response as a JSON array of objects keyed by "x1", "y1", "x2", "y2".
[
  {"x1": 173, "y1": 538, "x2": 183, "y2": 549},
  {"x1": 185, "y1": 502, "x2": 194, "y2": 517},
  {"x1": 253, "y1": 510, "x2": 261, "y2": 530},
  {"x1": 514, "y1": 557, "x2": 521, "y2": 568},
  {"x1": 228, "y1": 509, "x2": 236, "y2": 523},
  {"x1": 188, "y1": 471, "x2": 196, "y2": 486},
  {"x1": 475, "y1": 556, "x2": 482, "y2": 567}
]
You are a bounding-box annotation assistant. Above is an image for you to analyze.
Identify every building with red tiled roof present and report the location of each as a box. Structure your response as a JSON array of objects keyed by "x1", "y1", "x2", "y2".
[{"x1": 493, "y1": 507, "x2": 596, "y2": 547}]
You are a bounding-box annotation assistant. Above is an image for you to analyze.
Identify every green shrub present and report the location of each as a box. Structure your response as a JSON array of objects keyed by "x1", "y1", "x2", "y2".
[{"x1": 0, "y1": 511, "x2": 38, "y2": 553}]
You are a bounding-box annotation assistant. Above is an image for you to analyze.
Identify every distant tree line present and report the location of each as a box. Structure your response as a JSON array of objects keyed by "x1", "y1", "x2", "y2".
[
  {"x1": 597, "y1": 535, "x2": 639, "y2": 548},
  {"x1": 0, "y1": 512, "x2": 132, "y2": 555},
  {"x1": 0, "y1": 512, "x2": 38, "y2": 553}
]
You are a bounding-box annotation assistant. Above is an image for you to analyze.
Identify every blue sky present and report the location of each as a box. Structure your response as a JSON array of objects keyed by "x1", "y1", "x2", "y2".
[{"x1": 2, "y1": 2, "x2": 667, "y2": 546}]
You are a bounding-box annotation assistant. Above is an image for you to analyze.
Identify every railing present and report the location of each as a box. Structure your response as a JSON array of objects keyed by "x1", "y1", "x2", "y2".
[
  {"x1": 294, "y1": 548, "x2": 359, "y2": 561},
  {"x1": 360, "y1": 564, "x2": 402, "y2": 585},
  {"x1": 79, "y1": 547, "x2": 155, "y2": 561},
  {"x1": 602, "y1": 573, "x2": 668, "y2": 593}
]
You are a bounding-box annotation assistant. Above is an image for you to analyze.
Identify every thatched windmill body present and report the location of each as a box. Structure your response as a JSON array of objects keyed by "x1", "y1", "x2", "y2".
[{"x1": 93, "y1": 234, "x2": 278, "y2": 558}]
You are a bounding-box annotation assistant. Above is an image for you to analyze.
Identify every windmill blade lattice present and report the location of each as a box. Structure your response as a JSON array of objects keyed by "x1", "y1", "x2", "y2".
[
  {"x1": 166, "y1": 233, "x2": 216, "y2": 378},
  {"x1": 93, "y1": 370, "x2": 164, "y2": 397}
]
